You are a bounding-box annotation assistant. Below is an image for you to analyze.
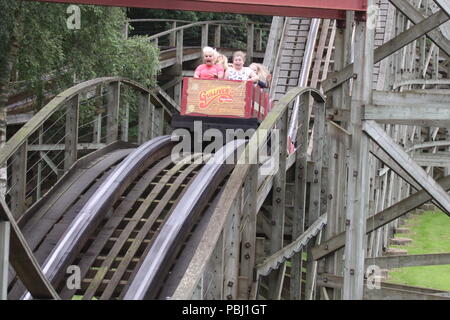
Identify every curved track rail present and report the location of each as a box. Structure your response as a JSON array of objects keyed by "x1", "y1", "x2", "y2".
[
  {"x1": 19, "y1": 137, "x2": 175, "y2": 299},
  {"x1": 124, "y1": 140, "x2": 246, "y2": 300}
]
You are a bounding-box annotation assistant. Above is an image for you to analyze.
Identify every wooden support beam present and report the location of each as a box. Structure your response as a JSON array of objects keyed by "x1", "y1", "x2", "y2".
[
  {"x1": 323, "y1": 9, "x2": 450, "y2": 92},
  {"x1": 138, "y1": 93, "x2": 152, "y2": 144},
  {"x1": 267, "y1": 110, "x2": 288, "y2": 300},
  {"x1": 411, "y1": 153, "x2": 450, "y2": 167},
  {"x1": 223, "y1": 194, "x2": 241, "y2": 300},
  {"x1": 363, "y1": 120, "x2": 450, "y2": 215},
  {"x1": 214, "y1": 25, "x2": 221, "y2": 48},
  {"x1": 373, "y1": 90, "x2": 450, "y2": 106},
  {"x1": 201, "y1": 24, "x2": 209, "y2": 48},
  {"x1": 342, "y1": 9, "x2": 374, "y2": 299},
  {"x1": 153, "y1": 85, "x2": 180, "y2": 113},
  {"x1": 364, "y1": 105, "x2": 450, "y2": 126},
  {"x1": 176, "y1": 29, "x2": 184, "y2": 68},
  {"x1": 263, "y1": 17, "x2": 284, "y2": 72},
  {"x1": 0, "y1": 198, "x2": 59, "y2": 299},
  {"x1": 366, "y1": 253, "x2": 450, "y2": 269},
  {"x1": 64, "y1": 94, "x2": 79, "y2": 171},
  {"x1": 290, "y1": 94, "x2": 309, "y2": 300},
  {"x1": 106, "y1": 81, "x2": 120, "y2": 144},
  {"x1": 434, "y1": 0, "x2": 450, "y2": 17},
  {"x1": 239, "y1": 164, "x2": 258, "y2": 299},
  {"x1": 121, "y1": 103, "x2": 129, "y2": 142},
  {"x1": 312, "y1": 175, "x2": 450, "y2": 261},
  {"x1": 388, "y1": 0, "x2": 450, "y2": 56},
  {"x1": 317, "y1": 273, "x2": 450, "y2": 300},
  {"x1": 27, "y1": 143, "x2": 106, "y2": 152},
  {"x1": 256, "y1": 28, "x2": 263, "y2": 52},
  {"x1": 204, "y1": 232, "x2": 224, "y2": 299},
  {"x1": 370, "y1": 145, "x2": 420, "y2": 190},
  {"x1": 152, "y1": 104, "x2": 164, "y2": 138},
  {"x1": 10, "y1": 142, "x2": 27, "y2": 219},
  {"x1": 169, "y1": 21, "x2": 177, "y2": 47},
  {"x1": 305, "y1": 98, "x2": 326, "y2": 300},
  {"x1": 0, "y1": 221, "x2": 10, "y2": 300},
  {"x1": 247, "y1": 23, "x2": 254, "y2": 62},
  {"x1": 365, "y1": 91, "x2": 450, "y2": 126}
]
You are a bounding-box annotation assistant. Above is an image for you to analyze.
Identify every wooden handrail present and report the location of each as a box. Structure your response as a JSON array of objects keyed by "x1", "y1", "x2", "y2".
[
  {"x1": 147, "y1": 20, "x2": 268, "y2": 41},
  {"x1": 0, "y1": 77, "x2": 160, "y2": 166}
]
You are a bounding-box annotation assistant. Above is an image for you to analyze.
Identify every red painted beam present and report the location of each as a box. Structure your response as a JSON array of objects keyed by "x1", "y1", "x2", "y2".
[{"x1": 28, "y1": 0, "x2": 367, "y2": 19}]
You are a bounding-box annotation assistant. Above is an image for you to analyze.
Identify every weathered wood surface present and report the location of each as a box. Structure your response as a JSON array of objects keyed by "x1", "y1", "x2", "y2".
[{"x1": 0, "y1": 197, "x2": 59, "y2": 299}]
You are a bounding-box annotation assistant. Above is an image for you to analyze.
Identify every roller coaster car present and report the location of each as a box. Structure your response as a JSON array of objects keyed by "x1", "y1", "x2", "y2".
[{"x1": 171, "y1": 77, "x2": 272, "y2": 133}]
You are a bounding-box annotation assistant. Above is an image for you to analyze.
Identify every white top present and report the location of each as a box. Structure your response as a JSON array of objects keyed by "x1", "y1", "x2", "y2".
[{"x1": 227, "y1": 67, "x2": 253, "y2": 81}]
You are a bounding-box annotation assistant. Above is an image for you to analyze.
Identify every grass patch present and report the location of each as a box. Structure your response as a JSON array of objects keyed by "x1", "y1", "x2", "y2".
[{"x1": 386, "y1": 210, "x2": 450, "y2": 291}]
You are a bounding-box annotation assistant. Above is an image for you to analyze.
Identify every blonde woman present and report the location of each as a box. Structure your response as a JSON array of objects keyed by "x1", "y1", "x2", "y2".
[
  {"x1": 215, "y1": 53, "x2": 229, "y2": 73},
  {"x1": 225, "y1": 51, "x2": 258, "y2": 82},
  {"x1": 249, "y1": 63, "x2": 272, "y2": 89},
  {"x1": 194, "y1": 46, "x2": 224, "y2": 79}
]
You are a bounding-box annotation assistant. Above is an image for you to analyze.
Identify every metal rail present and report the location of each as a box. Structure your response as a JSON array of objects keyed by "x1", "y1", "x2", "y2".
[
  {"x1": 123, "y1": 140, "x2": 246, "y2": 300},
  {"x1": 22, "y1": 136, "x2": 174, "y2": 299}
]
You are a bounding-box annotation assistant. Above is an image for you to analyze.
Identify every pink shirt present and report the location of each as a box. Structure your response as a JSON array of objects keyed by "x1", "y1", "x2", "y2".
[{"x1": 194, "y1": 64, "x2": 224, "y2": 80}]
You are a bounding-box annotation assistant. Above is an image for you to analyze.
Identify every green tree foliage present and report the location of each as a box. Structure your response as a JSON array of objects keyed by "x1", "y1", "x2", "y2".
[{"x1": 0, "y1": 1, "x2": 160, "y2": 102}]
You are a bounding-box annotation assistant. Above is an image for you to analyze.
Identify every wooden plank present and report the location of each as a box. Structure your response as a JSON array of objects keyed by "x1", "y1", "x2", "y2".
[
  {"x1": 239, "y1": 164, "x2": 258, "y2": 299},
  {"x1": 312, "y1": 175, "x2": 450, "y2": 261},
  {"x1": 247, "y1": 23, "x2": 254, "y2": 62},
  {"x1": 372, "y1": 90, "x2": 450, "y2": 106},
  {"x1": 169, "y1": 21, "x2": 177, "y2": 47},
  {"x1": 342, "y1": 10, "x2": 374, "y2": 299},
  {"x1": 323, "y1": 10, "x2": 450, "y2": 92},
  {"x1": 388, "y1": 0, "x2": 450, "y2": 56},
  {"x1": 27, "y1": 143, "x2": 106, "y2": 151},
  {"x1": 121, "y1": 103, "x2": 129, "y2": 142},
  {"x1": 317, "y1": 274, "x2": 450, "y2": 300},
  {"x1": 83, "y1": 156, "x2": 198, "y2": 300},
  {"x1": 0, "y1": 221, "x2": 10, "y2": 300},
  {"x1": 412, "y1": 153, "x2": 450, "y2": 167},
  {"x1": 0, "y1": 198, "x2": 59, "y2": 299},
  {"x1": 106, "y1": 81, "x2": 120, "y2": 144},
  {"x1": 214, "y1": 24, "x2": 221, "y2": 48},
  {"x1": 267, "y1": 110, "x2": 288, "y2": 299},
  {"x1": 100, "y1": 157, "x2": 202, "y2": 300},
  {"x1": 64, "y1": 94, "x2": 79, "y2": 171},
  {"x1": 290, "y1": 93, "x2": 309, "y2": 300},
  {"x1": 305, "y1": 98, "x2": 326, "y2": 300},
  {"x1": 365, "y1": 104, "x2": 450, "y2": 125},
  {"x1": 363, "y1": 120, "x2": 450, "y2": 215},
  {"x1": 370, "y1": 144, "x2": 420, "y2": 190},
  {"x1": 138, "y1": 93, "x2": 151, "y2": 144},
  {"x1": 223, "y1": 193, "x2": 241, "y2": 300},
  {"x1": 203, "y1": 232, "x2": 224, "y2": 300},
  {"x1": 366, "y1": 253, "x2": 450, "y2": 269},
  {"x1": 58, "y1": 156, "x2": 173, "y2": 299},
  {"x1": 201, "y1": 24, "x2": 209, "y2": 48},
  {"x1": 435, "y1": 0, "x2": 450, "y2": 17},
  {"x1": 10, "y1": 142, "x2": 27, "y2": 219},
  {"x1": 364, "y1": 286, "x2": 450, "y2": 300}
]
